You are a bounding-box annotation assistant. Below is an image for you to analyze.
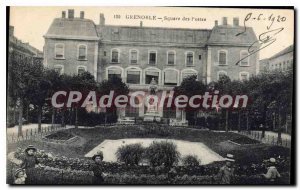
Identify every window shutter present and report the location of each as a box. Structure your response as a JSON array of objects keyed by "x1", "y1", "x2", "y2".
[{"x1": 164, "y1": 70, "x2": 177, "y2": 83}]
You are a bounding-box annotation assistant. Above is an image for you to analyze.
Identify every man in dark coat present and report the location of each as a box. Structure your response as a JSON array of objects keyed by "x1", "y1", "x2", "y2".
[{"x1": 91, "y1": 151, "x2": 105, "y2": 184}]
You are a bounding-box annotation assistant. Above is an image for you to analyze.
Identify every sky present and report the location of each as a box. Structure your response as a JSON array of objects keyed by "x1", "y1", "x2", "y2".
[{"x1": 9, "y1": 7, "x2": 294, "y2": 59}]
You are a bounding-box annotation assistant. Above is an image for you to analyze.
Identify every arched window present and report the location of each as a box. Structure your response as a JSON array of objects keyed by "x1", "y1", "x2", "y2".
[
  {"x1": 77, "y1": 66, "x2": 87, "y2": 75},
  {"x1": 106, "y1": 66, "x2": 123, "y2": 80},
  {"x1": 167, "y1": 51, "x2": 176, "y2": 65},
  {"x1": 78, "y1": 44, "x2": 87, "y2": 60},
  {"x1": 217, "y1": 71, "x2": 227, "y2": 80},
  {"x1": 54, "y1": 65, "x2": 64, "y2": 75},
  {"x1": 181, "y1": 69, "x2": 198, "y2": 81},
  {"x1": 239, "y1": 72, "x2": 249, "y2": 81},
  {"x1": 240, "y1": 50, "x2": 249, "y2": 66},
  {"x1": 218, "y1": 50, "x2": 227, "y2": 65},
  {"x1": 111, "y1": 49, "x2": 120, "y2": 63},
  {"x1": 148, "y1": 50, "x2": 157, "y2": 65},
  {"x1": 130, "y1": 49, "x2": 138, "y2": 64},
  {"x1": 55, "y1": 43, "x2": 64, "y2": 59},
  {"x1": 186, "y1": 51, "x2": 194, "y2": 66},
  {"x1": 163, "y1": 69, "x2": 179, "y2": 86},
  {"x1": 126, "y1": 67, "x2": 141, "y2": 84},
  {"x1": 145, "y1": 67, "x2": 161, "y2": 85}
]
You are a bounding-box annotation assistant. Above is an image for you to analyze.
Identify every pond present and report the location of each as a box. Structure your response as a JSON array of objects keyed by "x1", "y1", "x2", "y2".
[{"x1": 85, "y1": 138, "x2": 225, "y2": 165}]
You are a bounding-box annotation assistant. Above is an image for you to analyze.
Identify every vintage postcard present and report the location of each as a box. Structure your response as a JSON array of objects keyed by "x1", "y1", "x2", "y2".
[{"x1": 7, "y1": 7, "x2": 294, "y2": 185}]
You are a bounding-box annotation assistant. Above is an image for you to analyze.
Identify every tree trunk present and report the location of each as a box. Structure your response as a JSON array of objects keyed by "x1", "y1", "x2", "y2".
[
  {"x1": 61, "y1": 109, "x2": 65, "y2": 127},
  {"x1": 246, "y1": 111, "x2": 249, "y2": 134},
  {"x1": 13, "y1": 103, "x2": 17, "y2": 125},
  {"x1": 225, "y1": 110, "x2": 229, "y2": 132},
  {"x1": 51, "y1": 107, "x2": 55, "y2": 127},
  {"x1": 18, "y1": 99, "x2": 23, "y2": 137},
  {"x1": 75, "y1": 107, "x2": 78, "y2": 129},
  {"x1": 37, "y1": 105, "x2": 42, "y2": 133},
  {"x1": 238, "y1": 110, "x2": 241, "y2": 132}
]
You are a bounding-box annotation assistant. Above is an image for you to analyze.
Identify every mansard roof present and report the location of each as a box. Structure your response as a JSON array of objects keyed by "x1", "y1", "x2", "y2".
[
  {"x1": 207, "y1": 25, "x2": 258, "y2": 46},
  {"x1": 44, "y1": 18, "x2": 99, "y2": 40},
  {"x1": 269, "y1": 45, "x2": 294, "y2": 60},
  {"x1": 96, "y1": 25, "x2": 211, "y2": 46}
]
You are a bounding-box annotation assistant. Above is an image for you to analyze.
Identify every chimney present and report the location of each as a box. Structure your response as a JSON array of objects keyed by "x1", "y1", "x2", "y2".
[
  {"x1": 62, "y1": 11, "x2": 66, "y2": 18},
  {"x1": 68, "y1": 9, "x2": 74, "y2": 19},
  {"x1": 140, "y1": 21, "x2": 143, "y2": 27},
  {"x1": 99, "y1": 13, "x2": 105, "y2": 26},
  {"x1": 222, "y1": 17, "x2": 228, "y2": 25},
  {"x1": 9, "y1": 26, "x2": 14, "y2": 36},
  {"x1": 233, "y1": 17, "x2": 239, "y2": 26},
  {"x1": 80, "y1": 11, "x2": 84, "y2": 19},
  {"x1": 214, "y1": 20, "x2": 218, "y2": 26}
]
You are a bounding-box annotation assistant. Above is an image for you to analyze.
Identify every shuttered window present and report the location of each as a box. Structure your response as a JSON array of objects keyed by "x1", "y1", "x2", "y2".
[
  {"x1": 164, "y1": 70, "x2": 177, "y2": 85},
  {"x1": 127, "y1": 71, "x2": 140, "y2": 84},
  {"x1": 219, "y1": 51, "x2": 227, "y2": 65}
]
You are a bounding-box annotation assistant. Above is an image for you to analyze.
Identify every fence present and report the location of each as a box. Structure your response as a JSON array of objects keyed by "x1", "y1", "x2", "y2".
[
  {"x1": 7, "y1": 125, "x2": 65, "y2": 143},
  {"x1": 239, "y1": 130, "x2": 291, "y2": 148}
]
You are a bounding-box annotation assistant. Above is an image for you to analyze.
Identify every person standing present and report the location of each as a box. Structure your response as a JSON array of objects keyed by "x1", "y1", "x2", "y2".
[
  {"x1": 91, "y1": 151, "x2": 105, "y2": 184},
  {"x1": 21, "y1": 145, "x2": 40, "y2": 184},
  {"x1": 217, "y1": 154, "x2": 235, "y2": 184}
]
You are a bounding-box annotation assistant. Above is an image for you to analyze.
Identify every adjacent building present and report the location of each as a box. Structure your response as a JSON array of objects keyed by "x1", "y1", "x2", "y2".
[
  {"x1": 259, "y1": 45, "x2": 294, "y2": 73},
  {"x1": 9, "y1": 26, "x2": 43, "y2": 65},
  {"x1": 43, "y1": 10, "x2": 260, "y2": 123}
]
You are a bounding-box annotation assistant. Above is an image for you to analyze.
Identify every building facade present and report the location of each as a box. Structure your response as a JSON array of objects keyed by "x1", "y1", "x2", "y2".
[
  {"x1": 9, "y1": 26, "x2": 43, "y2": 65},
  {"x1": 259, "y1": 45, "x2": 294, "y2": 73},
  {"x1": 43, "y1": 10, "x2": 260, "y2": 123}
]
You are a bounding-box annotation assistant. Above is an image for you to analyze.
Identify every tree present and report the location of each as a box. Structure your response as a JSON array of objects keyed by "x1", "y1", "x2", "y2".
[
  {"x1": 8, "y1": 52, "x2": 42, "y2": 136},
  {"x1": 214, "y1": 75, "x2": 231, "y2": 132},
  {"x1": 69, "y1": 72, "x2": 97, "y2": 128},
  {"x1": 173, "y1": 75, "x2": 206, "y2": 126},
  {"x1": 98, "y1": 76, "x2": 129, "y2": 124}
]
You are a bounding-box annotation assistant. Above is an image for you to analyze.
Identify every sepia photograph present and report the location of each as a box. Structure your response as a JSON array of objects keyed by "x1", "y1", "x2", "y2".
[{"x1": 6, "y1": 6, "x2": 295, "y2": 185}]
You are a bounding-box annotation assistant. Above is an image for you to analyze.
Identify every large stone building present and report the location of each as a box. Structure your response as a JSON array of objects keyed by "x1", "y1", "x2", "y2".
[
  {"x1": 9, "y1": 26, "x2": 43, "y2": 65},
  {"x1": 259, "y1": 45, "x2": 294, "y2": 73},
  {"x1": 43, "y1": 10, "x2": 260, "y2": 123}
]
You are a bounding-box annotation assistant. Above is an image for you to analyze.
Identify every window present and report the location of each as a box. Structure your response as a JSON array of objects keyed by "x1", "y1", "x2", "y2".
[
  {"x1": 186, "y1": 52, "x2": 194, "y2": 66},
  {"x1": 218, "y1": 50, "x2": 227, "y2": 65},
  {"x1": 149, "y1": 51, "x2": 157, "y2": 65},
  {"x1": 108, "y1": 69, "x2": 122, "y2": 80},
  {"x1": 103, "y1": 51, "x2": 107, "y2": 56},
  {"x1": 240, "y1": 50, "x2": 249, "y2": 66},
  {"x1": 77, "y1": 66, "x2": 86, "y2": 75},
  {"x1": 182, "y1": 70, "x2": 197, "y2": 81},
  {"x1": 240, "y1": 72, "x2": 249, "y2": 81},
  {"x1": 145, "y1": 71, "x2": 159, "y2": 84},
  {"x1": 111, "y1": 49, "x2": 119, "y2": 63},
  {"x1": 55, "y1": 44, "x2": 64, "y2": 59},
  {"x1": 78, "y1": 45, "x2": 87, "y2": 60},
  {"x1": 167, "y1": 51, "x2": 175, "y2": 65},
  {"x1": 130, "y1": 50, "x2": 138, "y2": 64},
  {"x1": 127, "y1": 70, "x2": 140, "y2": 84},
  {"x1": 54, "y1": 65, "x2": 64, "y2": 74},
  {"x1": 164, "y1": 69, "x2": 178, "y2": 85},
  {"x1": 217, "y1": 71, "x2": 227, "y2": 80}
]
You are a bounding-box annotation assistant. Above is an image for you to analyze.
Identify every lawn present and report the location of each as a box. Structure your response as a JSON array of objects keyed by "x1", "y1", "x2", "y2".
[{"x1": 7, "y1": 125, "x2": 291, "y2": 164}]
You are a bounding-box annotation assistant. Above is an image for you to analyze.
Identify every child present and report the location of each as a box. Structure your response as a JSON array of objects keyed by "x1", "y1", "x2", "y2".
[
  {"x1": 91, "y1": 151, "x2": 105, "y2": 184},
  {"x1": 262, "y1": 158, "x2": 281, "y2": 184},
  {"x1": 217, "y1": 154, "x2": 236, "y2": 184},
  {"x1": 21, "y1": 145, "x2": 40, "y2": 184},
  {"x1": 14, "y1": 168, "x2": 27, "y2": 184}
]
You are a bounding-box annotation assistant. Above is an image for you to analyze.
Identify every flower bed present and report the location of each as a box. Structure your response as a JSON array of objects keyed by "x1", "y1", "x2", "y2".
[
  {"x1": 44, "y1": 131, "x2": 74, "y2": 141},
  {"x1": 229, "y1": 136, "x2": 260, "y2": 145}
]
